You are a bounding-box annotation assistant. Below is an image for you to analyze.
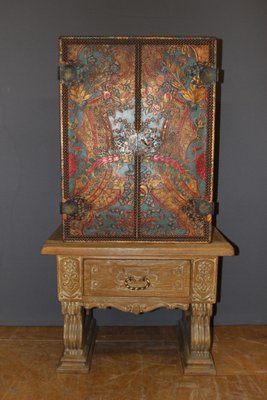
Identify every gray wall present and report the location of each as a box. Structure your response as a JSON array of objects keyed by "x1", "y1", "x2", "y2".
[{"x1": 0, "y1": 0, "x2": 266, "y2": 326}]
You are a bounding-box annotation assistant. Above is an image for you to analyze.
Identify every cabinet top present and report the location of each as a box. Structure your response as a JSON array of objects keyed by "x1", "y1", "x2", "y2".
[{"x1": 41, "y1": 226, "x2": 234, "y2": 258}]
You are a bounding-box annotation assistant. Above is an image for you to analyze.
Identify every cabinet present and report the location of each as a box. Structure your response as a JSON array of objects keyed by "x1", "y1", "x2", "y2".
[
  {"x1": 41, "y1": 36, "x2": 234, "y2": 375},
  {"x1": 59, "y1": 36, "x2": 218, "y2": 242}
]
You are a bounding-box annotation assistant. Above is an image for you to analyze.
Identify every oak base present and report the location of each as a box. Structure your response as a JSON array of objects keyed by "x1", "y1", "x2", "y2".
[{"x1": 41, "y1": 226, "x2": 234, "y2": 375}]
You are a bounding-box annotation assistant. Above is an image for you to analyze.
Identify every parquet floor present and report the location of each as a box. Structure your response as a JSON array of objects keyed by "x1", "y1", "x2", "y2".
[{"x1": 0, "y1": 325, "x2": 266, "y2": 399}]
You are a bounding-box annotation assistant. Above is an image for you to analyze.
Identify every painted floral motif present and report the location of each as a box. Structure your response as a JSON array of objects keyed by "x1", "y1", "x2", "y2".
[
  {"x1": 65, "y1": 44, "x2": 136, "y2": 237},
  {"x1": 140, "y1": 44, "x2": 213, "y2": 237},
  {"x1": 61, "y1": 39, "x2": 215, "y2": 239}
]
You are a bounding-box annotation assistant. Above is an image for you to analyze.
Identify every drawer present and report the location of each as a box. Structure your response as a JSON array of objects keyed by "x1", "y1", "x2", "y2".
[{"x1": 83, "y1": 259, "x2": 190, "y2": 297}]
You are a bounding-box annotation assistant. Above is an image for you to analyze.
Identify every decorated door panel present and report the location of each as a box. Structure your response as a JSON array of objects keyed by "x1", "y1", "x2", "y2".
[
  {"x1": 139, "y1": 42, "x2": 216, "y2": 240},
  {"x1": 59, "y1": 37, "x2": 217, "y2": 241}
]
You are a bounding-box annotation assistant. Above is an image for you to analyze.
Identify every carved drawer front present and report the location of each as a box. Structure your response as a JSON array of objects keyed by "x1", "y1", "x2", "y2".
[{"x1": 83, "y1": 259, "x2": 190, "y2": 298}]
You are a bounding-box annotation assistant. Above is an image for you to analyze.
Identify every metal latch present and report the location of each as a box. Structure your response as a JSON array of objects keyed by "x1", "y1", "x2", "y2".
[
  {"x1": 58, "y1": 64, "x2": 79, "y2": 86},
  {"x1": 60, "y1": 197, "x2": 91, "y2": 218},
  {"x1": 188, "y1": 63, "x2": 220, "y2": 87}
]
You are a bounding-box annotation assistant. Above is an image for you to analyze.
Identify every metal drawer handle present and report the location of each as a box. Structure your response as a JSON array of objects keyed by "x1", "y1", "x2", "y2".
[{"x1": 124, "y1": 276, "x2": 150, "y2": 291}]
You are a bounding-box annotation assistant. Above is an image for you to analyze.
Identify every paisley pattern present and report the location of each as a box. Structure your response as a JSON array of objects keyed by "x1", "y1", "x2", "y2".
[
  {"x1": 60, "y1": 37, "x2": 216, "y2": 241},
  {"x1": 63, "y1": 44, "x2": 136, "y2": 238},
  {"x1": 140, "y1": 44, "x2": 213, "y2": 238}
]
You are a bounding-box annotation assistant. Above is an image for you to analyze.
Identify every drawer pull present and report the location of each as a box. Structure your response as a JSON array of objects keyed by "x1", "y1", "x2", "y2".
[{"x1": 124, "y1": 276, "x2": 150, "y2": 291}]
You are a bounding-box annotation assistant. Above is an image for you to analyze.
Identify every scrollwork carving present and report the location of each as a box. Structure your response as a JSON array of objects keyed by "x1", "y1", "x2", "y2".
[
  {"x1": 191, "y1": 258, "x2": 217, "y2": 302},
  {"x1": 190, "y1": 303, "x2": 213, "y2": 355},
  {"x1": 173, "y1": 264, "x2": 185, "y2": 290},
  {"x1": 84, "y1": 298, "x2": 189, "y2": 314},
  {"x1": 61, "y1": 301, "x2": 84, "y2": 352},
  {"x1": 58, "y1": 303, "x2": 96, "y2": 373},
  {"x1": 178, "y1": 302, "x2": 216, "y2": 374},
  {"x1": 57, "y1": 256, "x2": 82, "y2": 300}
]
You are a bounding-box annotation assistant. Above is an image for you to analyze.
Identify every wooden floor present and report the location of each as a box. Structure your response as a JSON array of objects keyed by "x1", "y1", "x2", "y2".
[{"x1": 0, "y1": 325, "x2": 266, "y2": 400}]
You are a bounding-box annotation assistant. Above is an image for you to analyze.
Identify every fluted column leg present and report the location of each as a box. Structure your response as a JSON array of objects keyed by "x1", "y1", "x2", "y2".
[
  {"x1": 179, "y1": 303, "x2": 215, "y2": 375},
  {"x1": 58, "y1": 302, "x2": 96, "y2": 373},
  {"x1": 190, "y1": 303, "x2": 213, "y2": 356}
]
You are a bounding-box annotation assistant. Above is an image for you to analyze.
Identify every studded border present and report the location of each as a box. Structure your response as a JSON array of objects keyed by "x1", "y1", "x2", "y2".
[{"x1": 59, "y1": 36, "x2": 217, "y2": 242}]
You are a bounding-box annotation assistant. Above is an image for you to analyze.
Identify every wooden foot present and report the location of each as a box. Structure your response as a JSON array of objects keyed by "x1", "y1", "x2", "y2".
[
  {"x1": 178, "y1": 304, "x2": 216, "y2": 375},
  {"x1": 57, "y1": 302, "x2": 96, "y2": 373}
]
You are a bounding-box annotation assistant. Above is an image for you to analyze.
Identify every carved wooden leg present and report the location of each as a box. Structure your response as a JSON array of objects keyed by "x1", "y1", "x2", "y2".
[
  {"x1": 179, "y1": 303, "x2": 216, "y2": 375},
  {"x1": 57, "y1": 302, "x2": 96, "y2": 373}
]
